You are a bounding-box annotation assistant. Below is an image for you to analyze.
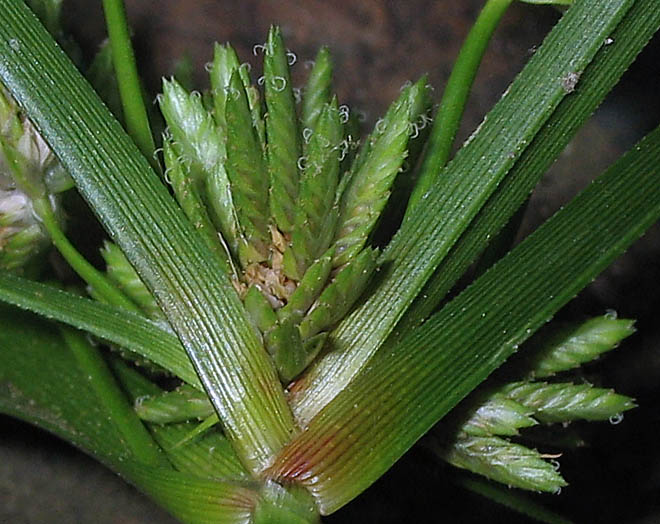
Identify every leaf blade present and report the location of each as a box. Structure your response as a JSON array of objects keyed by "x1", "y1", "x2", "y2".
[
  {"x1": 270, "y1": 122, "x2": 660, "y2": 514},
  {"x1": 290, "y1": 0, "x2": 635, "y2": 423},
  {"x1": 0, "y1": 2, "x2": 295, "y2": 473}
]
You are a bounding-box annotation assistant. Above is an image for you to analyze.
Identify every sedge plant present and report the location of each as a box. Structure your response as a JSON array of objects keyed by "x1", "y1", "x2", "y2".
[{"x1": 0, "y1": 0, "x2": 659, "y2": 522}]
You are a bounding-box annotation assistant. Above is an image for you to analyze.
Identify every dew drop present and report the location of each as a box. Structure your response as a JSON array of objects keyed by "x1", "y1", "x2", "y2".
[{"x1": 8, "y1": 39, "x2": 20, "y2": 51}]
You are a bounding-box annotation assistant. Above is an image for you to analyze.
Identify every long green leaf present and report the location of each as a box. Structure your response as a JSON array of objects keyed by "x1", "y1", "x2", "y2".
[
  {"x1": 393, "y1": 0, "x2": 660, "y2": 341},
  {"x1": 1, "y1": 308, "x2": 258, "y2": 523},
  {"x1": 269, "y1": 124, "x2": 660, "y2": 513},
  {"x1": 289, "y1": 0, "x2": 634, "y2": 423},
  {"x1": 0, "y1": 273, "x2": 201, "y2": 388},
  {"x1": 0, "y1": 1, "x2": 294, "y2": 473},
  {"x1": 58, "y1": 323, "x2": 169, "y2": 467},
  {"x1": 0, "y1": 305, "x2": 148, "y2": 467},
  {"x1": 0, "y1": 305, "x2": 263, "y2": 524}
]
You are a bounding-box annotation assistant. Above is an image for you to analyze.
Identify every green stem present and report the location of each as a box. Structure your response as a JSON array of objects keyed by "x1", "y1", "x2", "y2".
[
  {"x1": 102, "y1": 0, "x2": 156, "y2": 167},
  {"x1": 58, "y1": 323, "x2": 168, "y2": 467},
  {"x1": 33, "y1": 197, "x2": 141, "y2": 313},
  {"x1": 406, "y1": 0, "x2": 513, "y2": 212}
]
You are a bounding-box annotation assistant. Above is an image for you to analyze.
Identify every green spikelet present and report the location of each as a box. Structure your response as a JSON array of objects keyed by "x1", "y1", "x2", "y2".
[
  {"x1": 500, "y1": 381, "x2": 636, "y2": 424},
  {"x1": 225, "y1": 71, "x2": 271, "y2": 264},
  {"x1": 278, "y1": 248, "x2": 334, "y2": 324},
  {"x1": 283, "y1": 100, "x2": 343, "y2": 279},
  {"x1": 101, "y1": 241, "x2": 162, "y2": 319},
  {"x1": 245, "y1": 284, "x2": 325, "y2": 382},
  {"x1": 163, "y1": 137, "x2": 232, "y2": 274},
  {"x1": 264, "y1": 26, "x2": 302, "y2": 233},
  {"x1": 339, "y1": 109, "x2": 362, "y2": 176},
  {"x1": 442, "y1": 435, "x2": 567, "y2": 493},
  {"x1": 159, "y1": 78, "x2": 240, "y2": 254},
  {"x1": 524, "y1": 315, "x2": 636, "y2": 378},
  {"x1": 264, "y1": 318, "x2": 307, "y2": 382},
  {"x1": 135, "y1": 384, "x2": 214, "y2": 423},
  {"x1": 246, "y1": 85, "x2": 267, "y2": 151},
  {"x1": 209, "y1": 43, "x2": 241, "y2": 133},
  {"x1": 461, "y1": 393, "x2": 537, "y2": 437},
  {"x1": 209, "y1": 43, "x2": 266, "y2": 145},
  {"x1": 301, "y1": 46, "x2": 333, "y2": 133},
  {"x1": 0, "y1": 221, "x2": 47, "y2": 273},
  {"x1": 265, "y1": 320, "x2": 327, "y2": 383},
  {"x1": 299, "y1": 247, "x2": 378, "y2": 339},
  {"x1": 332, "y1": 77, "x2": 431, "y2": 266},
  {"x1": 160, "y1": 78, "x2": 223, "y2": 177},
  {"x1": 371, "y1": 84, "x2": 434, "y2": 246},
  {"x1": 244, "y1": 285, "x2": 278, "y2": 334}
]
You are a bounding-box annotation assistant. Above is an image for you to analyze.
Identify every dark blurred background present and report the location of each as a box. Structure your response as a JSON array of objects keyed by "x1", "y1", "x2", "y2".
[{"x1": 2, "y1": 1, "x2": 660, "y2": 522}]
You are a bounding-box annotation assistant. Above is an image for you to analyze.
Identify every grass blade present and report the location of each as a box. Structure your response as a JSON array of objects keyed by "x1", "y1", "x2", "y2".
[
  {"x1": 0, "y1": 306, "x2": 159, "y2": 466},
  {"x1": 0, "y1": 1, "x2": 296, "y2": 473},
  {"x1": 111, "y1": 358, "x2": 250, "y2": 482},
  {"x1": 0, "y1": 273, "x2": 201, "y2": 388},
  {"x1": 394, "y1": 0, "x2": 660, "y2": 343},
  {"x1": 290, "y1": 0, "x2": 634, "y2": 423},
  {"x1": 269, "y1": 123, "x2": 660, "y2": 513}
]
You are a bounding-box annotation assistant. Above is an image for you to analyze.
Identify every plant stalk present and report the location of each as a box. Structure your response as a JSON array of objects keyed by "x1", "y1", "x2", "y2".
[
  {"x1": 34, "y1": 197, "x2": 141, "y2": 313},
  {"x1": 102, "y1": 0, "x2": 157, "y2": 167},
  {"x1": 406, "y1": 0, "x2": 513, "y2": 212}
]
